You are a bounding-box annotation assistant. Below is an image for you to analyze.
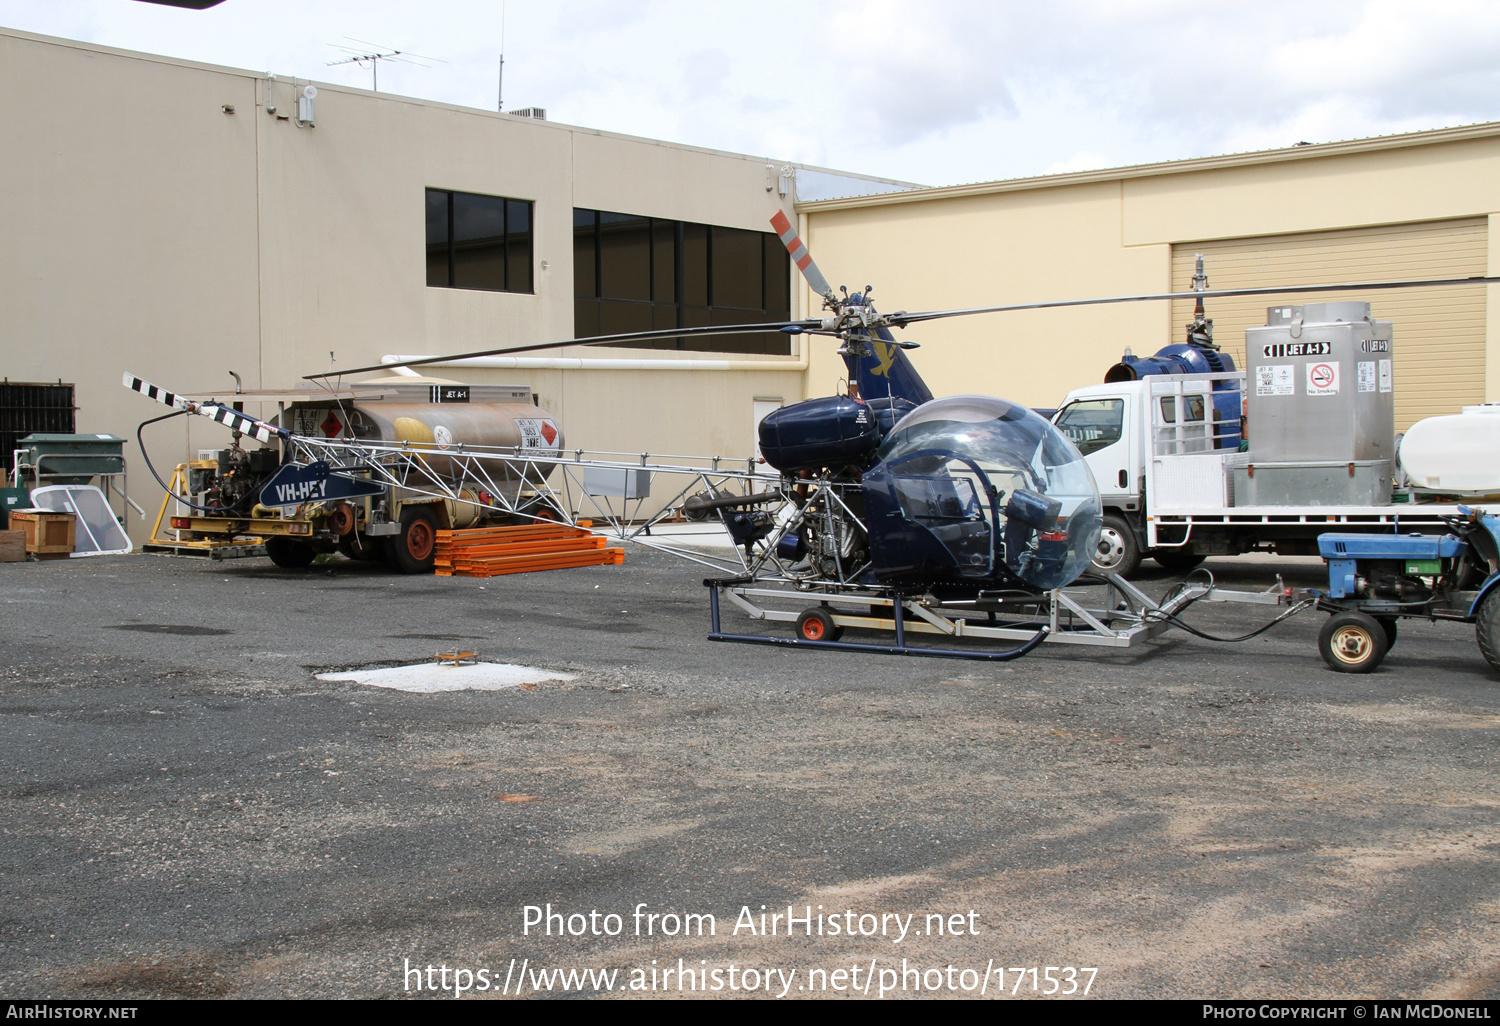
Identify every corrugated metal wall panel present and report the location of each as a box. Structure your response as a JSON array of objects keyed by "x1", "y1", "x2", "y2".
[{"x1": 1171, "y1": 218, "x2": 1487, "y2": 430}]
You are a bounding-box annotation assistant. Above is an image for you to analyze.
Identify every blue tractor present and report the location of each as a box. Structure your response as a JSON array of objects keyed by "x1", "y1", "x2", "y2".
[{"x1": 1310, "y1": 508, "x2": 1500, "y2": 674}]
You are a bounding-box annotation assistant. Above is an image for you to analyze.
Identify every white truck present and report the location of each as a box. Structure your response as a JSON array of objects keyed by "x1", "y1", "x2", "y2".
[{"x1": 1052, "y1": 371, "x2": 1486, "y2": 577}]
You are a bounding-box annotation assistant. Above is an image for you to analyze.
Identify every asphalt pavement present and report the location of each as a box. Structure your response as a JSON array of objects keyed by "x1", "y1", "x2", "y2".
[{"x1": 1, "y1": 546, "x2": 1498, "y2": 999}]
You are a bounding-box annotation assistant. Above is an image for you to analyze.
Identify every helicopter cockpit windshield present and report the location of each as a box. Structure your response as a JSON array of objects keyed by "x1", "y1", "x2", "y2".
[{"x1": 862, "y1": 395, "x2": 1102, "y2": 591}]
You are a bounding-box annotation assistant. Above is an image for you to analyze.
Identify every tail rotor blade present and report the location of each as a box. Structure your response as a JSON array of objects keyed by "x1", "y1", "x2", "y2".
[{"x1": 770, "y1": 210, "x2": 836, "y2": 303}]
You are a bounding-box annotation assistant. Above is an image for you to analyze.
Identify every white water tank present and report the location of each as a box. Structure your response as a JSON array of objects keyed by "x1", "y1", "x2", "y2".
[{"x1": 1399, "y1": 404, "x2": 1500, "y2": 495}]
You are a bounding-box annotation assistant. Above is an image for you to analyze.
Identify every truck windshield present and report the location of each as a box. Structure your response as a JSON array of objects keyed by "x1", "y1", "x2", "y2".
[{"x1": 1054, "y1": 399, "x2": 1124, "y2": 456}]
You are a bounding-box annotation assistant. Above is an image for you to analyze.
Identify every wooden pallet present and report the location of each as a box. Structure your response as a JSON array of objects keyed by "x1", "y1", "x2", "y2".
[{"x1": 433, "y1": 524, "x2": 625, "y2": 578}]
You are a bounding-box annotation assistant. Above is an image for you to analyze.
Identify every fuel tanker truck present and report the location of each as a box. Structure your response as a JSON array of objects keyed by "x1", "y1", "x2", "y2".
[{"x1": 155, "y1": 379, "x2": 564, "y2": 573}]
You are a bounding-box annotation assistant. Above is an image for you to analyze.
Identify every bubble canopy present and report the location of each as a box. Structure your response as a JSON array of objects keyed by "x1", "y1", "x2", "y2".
[{"x1": 868, "y1": 395, "x2": 1102, "y2": 591}]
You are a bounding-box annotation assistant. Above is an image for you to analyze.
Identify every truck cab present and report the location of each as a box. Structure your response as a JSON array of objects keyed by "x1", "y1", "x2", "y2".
[{"x1": 1053, "y1": 377, "x2": 1236, "y2": 575}]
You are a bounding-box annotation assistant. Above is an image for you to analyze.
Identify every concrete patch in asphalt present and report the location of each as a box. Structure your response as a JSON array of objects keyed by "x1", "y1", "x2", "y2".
[{"x1": 316, "y1": 661, "x2": 576, "y2": 693}]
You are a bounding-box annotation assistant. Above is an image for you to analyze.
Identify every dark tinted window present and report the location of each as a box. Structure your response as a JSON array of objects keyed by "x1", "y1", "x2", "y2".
[
  {"x1": 711, "y1": 226, "x2": 762, "y2": 309},
  {"x1": 573, "y1": 208, "x2": 789, "y2": 354},
  {"x1": 426, "y1": 190, "x2": 449, "y2": 288},
  {"x1": 651, "y1": 220, "x2": 676, "y2": 303},
  {"x1": 680, "y1": 223, "x2": 709, "y2": 306},
  {"x1": 425, "y1": 188, "x2": 533, "y2": 294},
  {"x1": 573, "y1": 209, "x2": 596, "y2": 299},
  {"x1": 599, "y1": 212, "x2": 650, "y2": 301},
  {"x1": 452, "y1": 192, "x2": 508, "y2": 291},
  {"x1": 506, "y1": 200, "x2": 532, "y2": 294}
]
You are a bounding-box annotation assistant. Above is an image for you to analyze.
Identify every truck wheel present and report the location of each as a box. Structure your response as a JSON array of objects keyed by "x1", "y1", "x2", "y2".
[
  {"x1": 795, "y1": 608, "x2": 842, "y2": 642},
  {"x1": 1477, "y1": 590, "x2": 1500, "y2": 676},
  {"x1": 1318, "y1": 611, "x2": 1387, "y2": 673},
  {"x1": 1377, "y1": 616, "x2": 1398, "y2": 652},
  {"x1": 338, "y1": 534, "x2": 385, "y2": 562},
  {"x1": 265, "y1": 536, "x2": 317, "y2": 569},
  {"x1": 388, "y1": 506, "x2": 439, "y2": 574},
  {"x1": 1091, "y1": 514, "x2": 1141, "y2": 577},
  {"x1": 1152, "y1": 548, "x2": 1206, "y2": 574}
]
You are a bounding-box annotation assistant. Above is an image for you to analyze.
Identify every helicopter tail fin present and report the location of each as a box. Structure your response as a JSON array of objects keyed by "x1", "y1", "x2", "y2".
[{"x1": 850, "y1": 326, "x2": 933, "y2": 407}]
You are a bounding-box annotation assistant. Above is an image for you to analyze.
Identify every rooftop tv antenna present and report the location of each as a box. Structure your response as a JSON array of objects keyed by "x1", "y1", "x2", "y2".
[{"x1": 326, "y1": 38, "x2": 444, "y2": 92}]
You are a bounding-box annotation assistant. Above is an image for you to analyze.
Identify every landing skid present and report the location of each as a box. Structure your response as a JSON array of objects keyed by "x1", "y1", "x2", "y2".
[{"x1": 705, "y1": 573, "x2": 1287, "y2": 660}]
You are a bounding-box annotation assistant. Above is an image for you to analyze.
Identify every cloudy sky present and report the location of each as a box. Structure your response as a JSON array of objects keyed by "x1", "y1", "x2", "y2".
[{"x1": 2, "y1": 0, "x2": 1498, "y2": 188}]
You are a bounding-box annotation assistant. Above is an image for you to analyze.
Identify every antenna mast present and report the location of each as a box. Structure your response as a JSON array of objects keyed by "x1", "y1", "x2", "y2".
[{"x1": 498, "y1": 0, "x2": 507, "y2": 111}]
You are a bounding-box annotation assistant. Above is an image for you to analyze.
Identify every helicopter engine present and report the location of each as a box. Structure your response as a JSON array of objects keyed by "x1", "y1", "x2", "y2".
[{"x1": 195, "y1": 444, "x2": 281, "y2": 515}]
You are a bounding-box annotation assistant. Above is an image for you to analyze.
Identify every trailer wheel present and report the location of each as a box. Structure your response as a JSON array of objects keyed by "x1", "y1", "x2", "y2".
[
  {"x1": 1476, "y1": 590, "x2": 1500, "y2": 676},
  {"x1": 795, "y1": 608, "x2": 842, "y2": 642},
  {"x1": 1318, "y1": 611, "x2": 1387, "y2": 673},
  {"x1": 388, "y1": 506, "x2": 439, "y2": 575},
  {"x1": 1091, "y1": 514, "x2": 1141, "y2": 577},
  {"x1": 1377, "y1": 616, "x2": 1398, "y2": 652},
  {"x1": 1152, "y1": 548, "x2": 1206, "y2": 574},
  {"x1": 265, "y1": 536, "x2": 317, "y2": 569}
]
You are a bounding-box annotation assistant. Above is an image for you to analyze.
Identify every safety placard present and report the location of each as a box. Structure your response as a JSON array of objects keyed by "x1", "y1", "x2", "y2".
[
  {"x1": 1306, "y1": 362, "x2": 1340, "y2": 395},
  {"x1": 1379, "y1": 358, "x2": 1393, "y2": 393},
  {"x1": 1255, "y1": 364, "x2": 1294, "y2": 396},
  {"x1": 515, "y1": 418, "x2": 560, "y2": 457},
  {"x1": 1357, "y1": 361, "x2": 1376, "y2": 393}
]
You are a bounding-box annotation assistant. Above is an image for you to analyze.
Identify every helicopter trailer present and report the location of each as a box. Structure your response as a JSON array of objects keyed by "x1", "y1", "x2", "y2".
[{"x1": 705, "y1": 572, "x2": 1298, "y2": 661}]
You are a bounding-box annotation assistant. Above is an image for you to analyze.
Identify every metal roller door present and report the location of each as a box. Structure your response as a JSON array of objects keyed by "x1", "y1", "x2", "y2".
[{"x1": 1171, "y1": 218, "x2": 1486, "y2": 430}]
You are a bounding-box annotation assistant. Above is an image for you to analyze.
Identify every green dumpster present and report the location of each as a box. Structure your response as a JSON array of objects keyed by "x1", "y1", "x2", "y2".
[{"x1": 17, "y1": 434, "x2": 126, "y2": 485}]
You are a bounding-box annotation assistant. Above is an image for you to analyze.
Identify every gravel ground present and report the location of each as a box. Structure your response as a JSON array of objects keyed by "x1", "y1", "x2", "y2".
[{"x1": 0, "y1": 547, "x2": 1497, "y2": 1000}]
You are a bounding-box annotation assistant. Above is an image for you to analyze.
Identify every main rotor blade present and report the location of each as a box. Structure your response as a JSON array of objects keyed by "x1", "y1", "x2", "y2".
[
  {"x1": 770, "y1": 210, "x2": 837, "y2": 303},
  {"x1": 124, "y1": 372, "x2": 287, "y2": 441},
  {"x1": 305, "y1": 320, "x2": 820, "y2": 381},
  {"x1": 888, "y1": 275, "x2": 1500, "y2": 328}
]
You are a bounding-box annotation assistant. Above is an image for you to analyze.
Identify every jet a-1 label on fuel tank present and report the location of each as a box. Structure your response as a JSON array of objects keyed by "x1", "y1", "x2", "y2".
[
  {"x1": 258, "y1": 461, "x2": 385, "y2": 508},
  {"x1": 1262, "y1": 341, "x2": 1333, "y2": 358}
]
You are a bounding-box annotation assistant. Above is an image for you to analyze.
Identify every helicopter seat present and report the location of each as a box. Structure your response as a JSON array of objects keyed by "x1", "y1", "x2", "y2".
[{"x1": 865, "y1": 465, "x2": 994, "y2": 578}]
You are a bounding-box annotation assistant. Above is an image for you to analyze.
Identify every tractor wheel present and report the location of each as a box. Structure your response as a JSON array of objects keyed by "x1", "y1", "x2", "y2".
[
  {"x1": 265, "y1": 536, "x2": 317, "y2": 569},
  {"x1": 388, "y1": 506, "x2": 440, "y2": 575},
  {"x1": 1318, "y1": 611, "x2": 1387, "y2": 674},
  {"x1": 1090, "y1": 514, "x2": 1141, "y2": 578},
  {"x1": 1377, "y1": 616, "x2": 1399, "y2": 652},
  {"x1": 795, "y1": 608, "x2": 842, "y2": 642},
  {"x1": 1152, "y1": 548, "x2": 1206, "y2": 574},
  {"x1": 1476, "y1": 590, "x2": 1500, "y2": 676}
]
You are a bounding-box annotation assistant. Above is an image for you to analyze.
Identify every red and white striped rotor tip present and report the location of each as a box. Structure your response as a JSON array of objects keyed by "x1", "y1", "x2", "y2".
[{"x1": 770, "y1": 210, "x2": 836, "y2": 303}]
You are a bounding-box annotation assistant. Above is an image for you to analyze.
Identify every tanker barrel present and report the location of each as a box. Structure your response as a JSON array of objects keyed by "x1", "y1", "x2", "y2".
[{"x1": 681, "y1": 490, "x2": 784, "y2": 518}]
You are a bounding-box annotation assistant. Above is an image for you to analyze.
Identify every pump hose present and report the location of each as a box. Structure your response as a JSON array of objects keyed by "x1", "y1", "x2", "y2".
[
  {"x1": 1133, "y1": 566, "x2": 1316, "y2": 640},
  {"x1": 136, "y1": 410, "x2": 238, "y2": 514}
]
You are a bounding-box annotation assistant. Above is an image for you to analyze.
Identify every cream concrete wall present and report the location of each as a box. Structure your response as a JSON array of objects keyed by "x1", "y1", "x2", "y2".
[
  {"x1": 0, "y1": 27, "x2": 805, "y2": 540},
  {"x1": 802, "y1": 128, "x2": 1500, "y2": 410},
  {"x1": 0, "y1": 30, "x2": 264, "y2": 509},
  {"x1": 802, "y1": 183, "x2": 1170, "y2": 410}
]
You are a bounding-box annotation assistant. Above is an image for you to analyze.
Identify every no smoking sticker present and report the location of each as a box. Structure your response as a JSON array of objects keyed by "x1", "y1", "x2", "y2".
[{"x1": 1306, "y1": 361, "x2": 1340, "y2": 395}]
